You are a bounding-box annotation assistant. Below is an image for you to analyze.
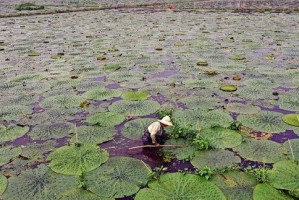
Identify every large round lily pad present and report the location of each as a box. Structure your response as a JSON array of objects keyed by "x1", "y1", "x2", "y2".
[
  {"x1": 70, "y1": 126, "x2": 116, "y2": 145},
  {"x1": 122, "y1": 118, "x2": 156, "y2": 140},
  {"x1": 191, "y1": 149, "x2": 241, "y2": 169},
  {"x1": 0, "y1": 146, "x2": 21, "y2": 166},
  {"x1": 164, "y1": 139, "x2": 197, "y2": 161},
  {"x1": 86, "y1": 112, "x2": 125, "y2": 126},
  {"x1": 282, "y1": 114, "x2": 299, "y2": 127},
  {"x1": 86, "y1": 156, "x2": 151, "y2": 199},
  {"x1": 179, "y1": 96, "x2": 220, "y2": 110},
  {"x1": 40, "y1": 94, "x2": 85, "y2": 109},
  {"x1": 83, "y1": 88, "x2": 121, "y2": 101},
  {"x1": 269, "y1": 160, "x2": 299, "y2": 191},
  {"x1": 2, "y1": 164, "x2": 79, "y2": 200},
  {"x1": 0, "y1": 125, "x2": 29, "y2": 143},
  {"x1": 0, "y1": 174, "x2": 7, "y2": 195},
  {"x1": 122, "y1": 90, "x2": 149, "y2": 101},
  {"x1": 243, "y1": 79, "x2": 277, "y2": 89},
  {"x1": 108, "y1": 100, "x2": 160, "y2": 117},
  {"x1": 48, "y1": 144, "x2": 109, "y2": 175},
  {"x1": 20, "y1": 141, "x2": 55, "y2": 160},
  {"x1": 0, "y1": 105, "x2": 32, "y2": 121},
  {"x1": 220, "y1": 85, "x2": 237, "y2": 92},
  {"x1": 135, "y1": 173, "x2": 226, "y2": 200},
  {"x1": 226, "y1": 103, "x2": 261, "y2": 114},
  {"x1": 253, "y1": 183, "x2": 293, "y2": 200},
  {"x1": 211, "y1": 171, "x2": 257, "y2": 200},
  {"x1": 236, "y1": 87, "x2": 273, "y2": 101},
  {"x1": 183, "y1": 79, "x2": 218, "y2": 89},
  {"x1": 237, "y1": 111, "x2": 289, "y2": 133},
  {"x1": 283, "y1": 139, "x2": 299, "y2": 160},
  {"x1": 278, "y1": 94, "x2": 299, "y2": 111},
  {"x1": 200, "y1": 127, "x2": 243, "y2": 149},
  {"x1": 60, "y1": 188, "x2": 113, "y2": 200},
  {"x1": 233, "y1": 139, "x2": 287, "y2": 163}
]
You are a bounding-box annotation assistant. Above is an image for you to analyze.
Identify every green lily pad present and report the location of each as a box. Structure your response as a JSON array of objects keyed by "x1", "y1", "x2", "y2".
[
  {"x1": 60, "y1": 188, "x2": 113, "y2": 200},
  {"x1": 253, "y1": 183, "x2": 293, "y2": 200},
  {"x1": 164, "y1": 139, "x2": 196, "y2": 161},
  {"x1": 184, "y1": 78, "x2": 218, "y2": 89},
  {"x1": 279, "y1": 94, "x2": 299, "y2": 111},
  {"x1": 48, "y1": 144, "x2": 108, "y2": 175},
  {"x1": 109, "y1": 71, "x2": 143, "y2": 82},
  {"x1": 0, "y1": 105, "x2": 32, "y2": 121},
  {"x1": 200, "y1": 127, "x2": 243, "y2": 149},
  {"x1": 103, "y1": 63, "x2": 121, "y2": 71},
  {"x1": 83, "y1": 88, "x2": 122, "y2": 101},
  {"x1": 237, "y1": 111, "x2": 289, "y2": 133},
  {"x1": 40, "y1": 94, "x2": 85, "y2": 109},
  {"x1": 28, "y1": 122, "x2": 74, "y2": 140},
  {"x1": 213, "y1": 63, "x2": 246, "y2": 72},
  {"x1": 179, "y1": 96, "x2": 220, "y2": 110},
  {"x1": 243, "y1": 79, "x2": 277, "y2": 89},
  {"x1": 0, "y1": 125, "x2": 29, "y2": 143},
  {"x1": 122, "y1": 118, "x2": 156, "y2": 140},
  {"x1": 197, "y1": 59, "x2": 208, "y2": 66},
  {"x1": 9, "y1": 74, "x2": 42, "y2": 83},
  {"x1": 211, "y1": 171, "x2": 257, "y2": 200},
  {"x1": 86, "y1": 156, "x2": 151, "y2": 198},
  {"x1": 233, "y1": 139, "x2": 287, "y2": 163},
  {"x1": 283, "y1": 139, "x2": 299, "y2": 160},
  {"x1": 108, "y1": 100, "x2": 160, "y2": 117},
  {"x1": 229, "y1": 55, "x2": 246, "y2": 60},
  {"x1": 0, "y1": 146, "x2": 22, "y2": 166},
  {"x1": 86, "y1": 112, "x2": 125, "y2": 126},
  {"x1": 236, "y1": 87, "x2": 273, "y2": 101},
  {"x1": 191, "y1": 149, "x2": 241, "y2": 169},
  {"x1": 70, "y1": 126, "x2": 116, "y2": 144},
  {"x1": 269, "y1": 160, "x2": 299, "y2": 191},
  {"x1": 20, "y1": 141, "x2": 55, "y2": 160},
  {"x1": 0, "y1": 174, "x2": 8, "y2": 195},
  {"x1": 122, "y1": 90, "x2": 149, "y2": 101},
  {"x1": 2, "y1": 164, "x2": 79, "y2": 200},
  {"x1": 220, "y1": 85, "x2": 237, "y2": 92},
  {"x1": 135, "y1": 173, "x2": 226, "y2": 200},
  {"x1": 226, "y1": 103, "x2": 261, "y2": 114},
  {"x1": 282, "y1": 114, "x2": 299, "y2": 127}
]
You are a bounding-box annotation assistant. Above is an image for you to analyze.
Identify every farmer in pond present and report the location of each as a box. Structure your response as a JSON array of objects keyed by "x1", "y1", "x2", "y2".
[{"x1": 142, "y1": 116, "x2": 173, "y2": 146}]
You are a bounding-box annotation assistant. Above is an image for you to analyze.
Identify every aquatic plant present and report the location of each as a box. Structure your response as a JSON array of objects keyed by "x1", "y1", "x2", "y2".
[
  {"x1": 282, "y1": 139, "x2": 299, "y2": 161},
  {"x1": 282, "y1": 114, "x2": 299, "y2": 127},
  {"x1": 0, "y1": 146, "x2": 22, "y2": 166},
  {"x1": 135, "y1": 173, "x2": 226, "y2": 200},
  {"x1": 48, "y1": 144, "x2": 108, "y2": 176},
  {"x1": 85, "y1": 156, "x2": 151, "y2": 199},
  {"x1": 226, "y1": 103, "x2": 261, "y2": 114},
  {"x1": 20, "y1": 141, "x2": 55, "y2": 160},
  {"x1": 195, "y1": 166, "x2": 216, "y2": 180},
  {"x1": 278, "y1": 94, "x2": 299, "y2": 111},
  {"x1": 0, "y1": 105, "x2": 32, "y2": 121},
  {"x1": 122, "y1": 90, "x2": 149, "y2": 101},
  {"x1": 220, "y1": 85, "x2": 237, "y2": 92},
  {"x1": 86, "y1": 112, "x2": 125, "y2": 127},
  {"x1": 122, "y1": 118, "x2": 156, "y2": 140},
  {"x1": 0, "y1": 125, "x2": 29, "y2": 143},
  {"x1": 192, "y1": 134, "x2": 212, "y2": 150},
  {"x1": 15, "y1": 3, "x2": 45, "y2": 11},
  {"x1": 40, "y1": 94, "x2": 85, "y2": 109},
  {"x1": 179, "y1": 96, "x2": 220, "y2": 110},
  {"x1": 0, "y1": 174, "x2": 7, "y2": 195},
  {"x1": 83, "y1": 88, "x2": 121, "y2": 101}
]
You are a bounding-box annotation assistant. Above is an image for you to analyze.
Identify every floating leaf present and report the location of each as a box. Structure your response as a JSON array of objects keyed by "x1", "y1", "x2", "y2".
[
  {"x1": 86, "y1": 156, "x2": 151, "y2": 198},
  {"x1": 233, "y1": 139, "x2": 287, "y2": 163},
  {"x1": 109, "y1": 71, "x2": 143, "y2": 82},
  {"x1": 229, "y1": 55, "x2": 246, "y2": 60},
  {"x1": 0, "y1": 146, "x2": 21, "y2": 166},
  {"x1": 278, "y1": 94, "x2": 299, "y2": 111},
  {"x1": 237, "y1": 111, "x2": 289, "y2": 133},
  {"x1": 70, "y1": 126, "x2": 116, "y2": 144},
  {"x1": 48, "y1": 144, "x2": 108, "y2": 175},
  {"x1": 183, "y1": 79, "x2": 218, "y2": 89},
  {"x1": 83, "y1": 88, "x2": 121, "y2": 101},
  {"x1": 164, "y1": 139, "x2": 196, "y2": 161},
  {"x1": 269, "y1": 160, "x2": 299, "y2": 191},
  {"x1": 243, "y1": 79, "x2": 277, "y2": 89},
  {"x1": 220, "y1": 85, "x2": 237, "y2": 92},
  {"x1": 282, "y1": 114, "x2": 299, "y2": 127},
  {"x1": 103, "y1": 63, "x2": 121, "y2": 71},
  {"x1": 9, "y1": 74, "x2": 42, "y2": 83},
  {"x1": 122, "y1": 118, "x2": 156, "y2": 140},
  {"x1": 236, "y1": 87, "x2": 273, "y2": 101},
  {"x1": 196, "y1": 59, "x2": 208, "y2": 66},
  {"x1": 253, "y1": 183, "x2": 293, "y2": 200},
  {"x1": 0, "y1": 105, "x2": 32, "y2": 121},
  {"x1": 0, "y1": 125, "x2": 29, "y2": 143},
  {"x1": 211, "y1": 171, "x2": 257, "y2": 200},
  {"x1": 0, "y1": 174, "x2": 7, "y2": 195},
  {"x1": 191, "y1": 149, "x2": 241, "y2": 169},
  {"x1": 2, "y1": 164, "x2": 79, "y2": 200},
  {"x1": 60, "y1": 188, "x2": 113, "y2": 200},
  {"x1": 28, "y1": 122, "x2": 74, "y2": 140},
  {"x1": 283, "y1": 139, "x2": 299, "y2": 160},
  {"x1": 213, "y1": 63, "x2": 246, "y2": 72},
  {"x1": 40, "y1": 94, "x2": 85, "y2": 109},
  {"x1": 200, "y1": 127, "x2": 243, "y2": 149},
  {"x1": 86, "y1": 112, "x2": 125, "y2": 127},
  {"x1": 179, "y1": 96, "x2": 220, "y2": 110},
  {"x1": 135, "y1": 173, "x2": 226, "y2": 200},
  {"x1": 20, "y1": 141, "x2": 55, "y2": 160},
  {"x1": 109, "y1": 100, "x2": 160, "y2": 117},
  {"x1": 226, "y1": 103, "x2": 261, "y2": 114},
  {"x1": 122, "y1": 90, "x2": 149, "y2": 101}
]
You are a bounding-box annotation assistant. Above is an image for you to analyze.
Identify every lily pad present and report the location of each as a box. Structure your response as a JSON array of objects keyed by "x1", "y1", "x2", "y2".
[
  {"x1": 83, "y1": 88, "x2": 121, "y2": 101},
  {"x1": 237, "y1": 111, "x2": 289, "y2": 133},
  {"x1": 220, "y1": 85, "x2": 237, "y2": 92},
  {"x1": 253, "y1": 183, "x2": 293, "y2": 200},
  {"x1": 236, "y1": 87, "x2": 273, "y2": 101},
  {"x1": 0, "y1": 146, "x2": 22, "y2": 166},
  {"x1": 243, "y1": 79, "x2": 277, "y2": 89},
  {"x1": 164, "y1": 139, "x2": 196, "y2": 161},
  {"x1": 60, "y1": 188, "x2": 113, "y2": 200},
  {"x1": 86, "y1": 156, "x2": 151, "y2": 198},
  {"x1": 103, "y1": 63, "x2": 121, "y2": 71},
  {"x1": 229, "y1": 55, "x2": 246, "y2": 60},
  {"x1": 20, "y1": 141, "x2": 55, "y2": 160},
  {"x1": 0, "y1": 174, "x2": 7, "y2": 195},
  {"x1": 279, "y1": 94, "x2": 299, "y2": 111},
  {"x1": 269, "y1": 160, "x2": 299, "y2": 191},
  {"x1": 226, "y1": 103, "x2": 261, "y2": 114},
  {"x1": 2, "y1": 164, "x2": 79, "y2": 200},
  {"x1": 0, "y1": 105, "x2": 32, "y2": 121},
  {"x1": 109, "y1": 100, "x2": 160, "y2": 117},
  {"x1": 122, "y1": 118, "x2": 156, "y2": 140},
  {"x1": 40, "y1": 94, "x2": 85, "y2": 109},
  {"x1": 184, "y1": 78, "x2": 218, "y2": 89},
  {"x1": 199, "y1": 127, "x2": 243, "y2": 149},
  {"x1": 122, "y1": 90, "x2": 149, "y2": 101},
  {"x1": 191, "y1": 149, "x2": 241, "y2": 169},
  {"x1": 233, "y1": 139, "x2": 287, "y2": 163},
  {"x1": 179, "y1": 96, "x2": 220, "y2": 110},
  {"x1": 0, "y1": 125, "x2": 29, "y2": 143},
  {"x1": 28, "y1": 122, "x2": 74, "y2": 140},
  {"x1": 86, "y1": 112, "x2": 125, "y2": 127},
  {"x1": 70, "y1": 126, "x2": 116, "y2": 144},
  {"x1": 135, "y1": 173, "x2": 226, "y2": 200},
  {"x1": 48, "y1": 144, "x2": 108, "y2": 175},
  {"x1": 282, "y1": 114, "x2": 299, "y2": 127},
  {"x1": 283, "y1": 139, "x2": 299, "y2": 160},
  {"x1": 211, "y1": 171, "x2": 257, "y2": 200},
  {"x1": 197, "y1": 59, "x2": 208, "y2": 66}
]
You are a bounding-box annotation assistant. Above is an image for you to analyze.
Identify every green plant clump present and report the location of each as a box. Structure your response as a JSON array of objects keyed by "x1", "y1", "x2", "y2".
[
  {"x1": 246, "y1": 165, "x2": 270, "y2": 183},
  {"x1": 195, "y1": 166, "x2": 216, "y2": 180},
  {"x1": 192, "y1": 134, "x2": 212, "y2": 150},
  {"x1": 15, "y1": 3, "x2": 45, "y2": 11}
]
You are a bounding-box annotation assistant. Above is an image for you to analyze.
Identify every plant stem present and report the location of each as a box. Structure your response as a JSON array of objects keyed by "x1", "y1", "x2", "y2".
[{"x1": 288, "y1": 139, "x2": 295, "y2": 160}]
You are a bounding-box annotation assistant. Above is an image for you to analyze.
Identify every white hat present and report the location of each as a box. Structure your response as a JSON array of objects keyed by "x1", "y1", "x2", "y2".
[{"x1": 158, "y1": 116, "x2": 173, "y2": 126}]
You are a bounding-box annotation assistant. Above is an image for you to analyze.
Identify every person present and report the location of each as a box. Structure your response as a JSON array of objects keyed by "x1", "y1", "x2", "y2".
[{"x1": 142, "y1": 116, "x2": 173, "y2": 146}]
